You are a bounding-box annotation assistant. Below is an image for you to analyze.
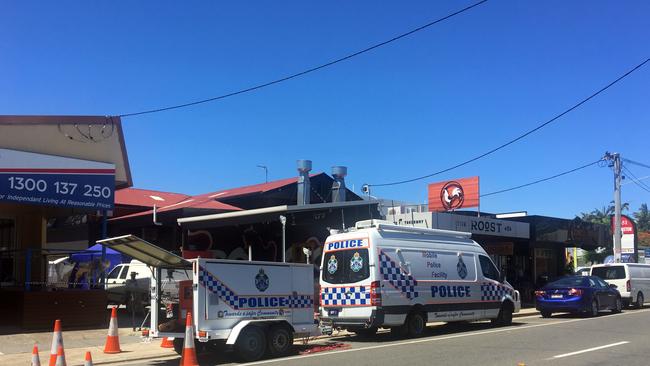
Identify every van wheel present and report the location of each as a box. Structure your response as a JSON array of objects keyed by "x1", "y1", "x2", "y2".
[
  {"x1": 635, "y1": 292, "x2": 644, "y2": 309},
  {"x1": 352, "y1": 327, "x2": 378, "y2": 338},
  {"x1": 267, "y1": 325, "x2": 293, "y2": 357},
  {"x1": 406, "y1": 312, "x2": 426, "y2": 337},
  {"x1": 235, "y1": 326, "x2": 266, "y2": 362},
  {"x1": 492, "y1": 303, "x2": 513, "y2": 326}
]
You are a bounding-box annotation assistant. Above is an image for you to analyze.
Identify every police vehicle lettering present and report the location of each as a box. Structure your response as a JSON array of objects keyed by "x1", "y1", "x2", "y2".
[{"x1": 326, "y1": 238, "x2": 368, "y2": 251}]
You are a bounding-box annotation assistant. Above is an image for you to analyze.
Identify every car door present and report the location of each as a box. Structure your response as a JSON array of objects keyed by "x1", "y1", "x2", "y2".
[{"x1": 595, "y1": 277, "x2": 616, "y2": 308}]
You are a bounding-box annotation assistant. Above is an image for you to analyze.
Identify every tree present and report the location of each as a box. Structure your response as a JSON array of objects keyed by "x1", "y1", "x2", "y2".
[
  {"x1": 633, "y1": 203, "x2": 650, "y2": 232},
  {"x1": 579, "y1": 201, "x2": 629, "y2": 225}
]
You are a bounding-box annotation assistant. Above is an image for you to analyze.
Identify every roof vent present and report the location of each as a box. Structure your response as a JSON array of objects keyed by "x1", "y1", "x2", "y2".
[
  {"x1": 331, "y1": 166, "x2": 347, "y2": 202},
  {"x1": 297, "y1": 160, "x2": 312, "y2": 205}
]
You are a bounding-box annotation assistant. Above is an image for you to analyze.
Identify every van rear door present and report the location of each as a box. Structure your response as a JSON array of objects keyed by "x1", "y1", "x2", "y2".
[{"x1": 320, "y1": 237, "x2": 374, "y2": 320}]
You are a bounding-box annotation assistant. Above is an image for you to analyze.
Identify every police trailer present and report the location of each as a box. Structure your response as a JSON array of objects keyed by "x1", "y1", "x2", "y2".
[
  {"x1": 98, "y1": 235, "x2": 318, "y2": 362},
  {"x1": 320, "y1": 220, "x2": 520, "y2": 337}
]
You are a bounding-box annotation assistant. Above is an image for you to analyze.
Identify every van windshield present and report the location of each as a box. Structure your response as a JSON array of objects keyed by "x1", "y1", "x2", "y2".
[
  {"x1": 322, "y1": 249, "x2": 370, "y2": 284},
  {"x1": 592, "y1": 266, "x2": 626, "y2": 280}
]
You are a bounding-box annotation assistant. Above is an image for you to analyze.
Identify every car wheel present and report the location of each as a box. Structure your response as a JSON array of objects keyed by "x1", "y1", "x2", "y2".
[
  {"x1": 540, "y1": 310, "x2": 552, "y2": 318},
  {"x1": 406, "y1": 312, "x2": 426, "y2": 337},
  {"x1": 267, "y1": 325, "x2": 293, "y2": 357},
  {"x1": 613, "y1": 297, "x2": 622, "y2": 313},
  {"x1": 590, "y1": 300, "x2": 599, "y2": 317},
  {"x1": 235, "y1": 326, "x2": 267, "y2": 362},
  {"x1": 635, "y1": 293, "x2": 644, "y2": 309}
]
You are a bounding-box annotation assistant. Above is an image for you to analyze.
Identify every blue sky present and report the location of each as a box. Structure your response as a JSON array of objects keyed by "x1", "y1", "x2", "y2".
[{"x1": 1, "y1": 1, "x2": 649, "y2": 219}]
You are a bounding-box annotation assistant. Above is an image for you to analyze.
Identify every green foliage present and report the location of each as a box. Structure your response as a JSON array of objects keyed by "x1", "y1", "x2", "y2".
[{"x1": 634, "y1": 203, "x2": 650, "y2": 232}]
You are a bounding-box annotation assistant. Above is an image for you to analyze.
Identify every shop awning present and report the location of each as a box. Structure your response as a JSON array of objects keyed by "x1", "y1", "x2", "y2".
[
  {"x1": 176, "y1": 200, "x2": 380, "y2": 229},
  {"x1": 97, "y1": 235, "x2": 190, "y2": 268}
]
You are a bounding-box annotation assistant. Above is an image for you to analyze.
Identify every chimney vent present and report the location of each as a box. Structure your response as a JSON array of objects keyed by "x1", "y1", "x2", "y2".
[
  {"x1": 331, "y1": 166, "x2": 347, "y2": 202},
  {"x1": 297, "y1": 160, "x2": 312, "y2": 205}
]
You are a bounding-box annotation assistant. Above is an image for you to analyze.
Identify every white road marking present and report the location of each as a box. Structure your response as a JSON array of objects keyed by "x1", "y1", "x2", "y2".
[
  {"x1": 243, "y1": 308, "x2": 650, "y2": 365},
  {"x1": 552, "y1": 341, "x2": 630, "y2": 359}
]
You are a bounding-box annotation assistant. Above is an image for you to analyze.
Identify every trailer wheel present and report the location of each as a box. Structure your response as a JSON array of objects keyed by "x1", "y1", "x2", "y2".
[
  {"x1": 235, "y1": 326, "x2": 267, "y2": 362},
  {"x1": 267, "y1": 325, "x2": 293, "y2": 357},
  {"x1": 172, "y1": 338, "x2": 183, "y2": 355}
]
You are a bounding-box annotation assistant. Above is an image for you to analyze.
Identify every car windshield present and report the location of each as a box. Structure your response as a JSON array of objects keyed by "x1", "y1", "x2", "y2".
[
  {"x1": 591, "y1": 266, "x2": 626, "y2": 280},
  {"x1": 547, "y1": 277, "x2": 588, "y2": 288},
  {"x1": 322, "y1": 249, "x2": 370, "y2": 284}
]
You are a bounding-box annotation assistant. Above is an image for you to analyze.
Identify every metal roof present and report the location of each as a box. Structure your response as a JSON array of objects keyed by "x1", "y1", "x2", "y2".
[{"x1": 115, "y1": 188, "x2": 191, "y2": 208}]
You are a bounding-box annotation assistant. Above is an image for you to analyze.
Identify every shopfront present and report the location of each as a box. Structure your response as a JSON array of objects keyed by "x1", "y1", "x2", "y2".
[{"x1": 0, "y1": 115, "x2": 131, "y2": 329}]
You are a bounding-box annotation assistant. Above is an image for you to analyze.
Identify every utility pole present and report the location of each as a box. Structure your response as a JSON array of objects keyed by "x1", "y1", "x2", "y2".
[{"x1": 604, "y1": 152, "x2": 622, "y2": 262}]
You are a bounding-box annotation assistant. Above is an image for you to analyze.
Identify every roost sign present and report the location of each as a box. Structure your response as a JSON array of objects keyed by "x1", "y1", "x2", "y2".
[{"x1": 0, "y1": 148, "x2": 115, "y2": 209}]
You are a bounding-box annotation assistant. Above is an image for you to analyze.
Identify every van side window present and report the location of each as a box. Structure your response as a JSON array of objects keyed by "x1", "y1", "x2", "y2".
[
  {"x1": 479, "y1": 255, "x2": 499, "y2": 281},
  {"x1": 119, "y1": 265, "x2": 130, "y2": 279}
]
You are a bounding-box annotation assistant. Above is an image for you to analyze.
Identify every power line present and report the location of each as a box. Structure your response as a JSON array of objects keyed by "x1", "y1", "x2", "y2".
[
  {"x1": 622, "y1": 166, "x2": 650, "y2": 193},
  {"x1": 117, "y1": 0, "x2": 489, "y2": 118},
  {"x1": 622, "y1": 157, "x2": 650, "y2": 170},
  {"x1": 369, "y1": 58, "x2": 650, "y2": 187},
  {"x1": 480, "y1": 159, "x2": 602, "y2": 197}
]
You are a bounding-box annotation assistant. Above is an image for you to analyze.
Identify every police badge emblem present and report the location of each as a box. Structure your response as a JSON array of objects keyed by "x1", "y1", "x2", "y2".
[
  {"x1": 350, "y1": 252, "x2": 363, "y2": 273},
  {"x1": 457, "y1": 255, "x2": 468, "y2": 279},
  {"x1": 327, "y1": 255, "x2": 338, "y2": 274},
  {"x1": 255, "y1": 268, "x2": 269, "y2": 292}
]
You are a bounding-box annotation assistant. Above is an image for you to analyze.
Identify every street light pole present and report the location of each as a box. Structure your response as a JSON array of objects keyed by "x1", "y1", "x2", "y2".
[{"x1": 257, "y1": 165, "x2": 268, "y2": 183}]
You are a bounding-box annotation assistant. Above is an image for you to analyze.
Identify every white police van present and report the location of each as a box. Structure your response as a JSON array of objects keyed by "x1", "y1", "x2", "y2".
[
  {"x1": 319, "y1": 220, "x2": 520, "y2": 337},
  {"x1": 98, "y1": 235, "x2": 318, "y2": 362}
]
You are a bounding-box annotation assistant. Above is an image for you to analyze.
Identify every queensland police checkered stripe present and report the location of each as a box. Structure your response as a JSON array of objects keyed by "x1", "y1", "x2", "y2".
[
  {"x1": 379, "y1": 251, "x2": 419, "y2": 299},
  {"x1": 198, "y1": 267, "x2": 313, "y2": 309},
  {"x1": 480, "y1": 282, "x2": 514, "y2": 301},
  {"x1": 321, "y1": 286, "x2": 371, "y2": 306},
  {"x1": 199, "y1": 268, "x2": 241, "y2": 308}
]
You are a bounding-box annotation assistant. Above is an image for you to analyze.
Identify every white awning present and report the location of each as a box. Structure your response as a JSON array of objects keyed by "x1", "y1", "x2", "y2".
[{"x1": 97, "y1": 235, "x2": 190, "y2": 268}]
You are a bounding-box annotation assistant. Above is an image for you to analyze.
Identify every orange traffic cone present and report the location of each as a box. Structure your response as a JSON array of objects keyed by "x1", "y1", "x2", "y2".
[
  {"x1": 55, "y1": 345, "x2": 66, "y2": 366},
  {"x1": 161, "y1": 337, "x2": 175, "y2": 348},
  {"x1": 32, "y1": 344, "x2": 41, "y2": 366},
  {"x1": 48, "y1": 320, "x2": 64, "y2": 366},
  {"x1": 103, "y1": 307, "x2": 122, "y2": 353},
  {"x1": 179, "y1": 312, "x2": 198, "y2": 366},
  {"x1": 84, "y1": 351, "x2": 93, "y2": 366}
]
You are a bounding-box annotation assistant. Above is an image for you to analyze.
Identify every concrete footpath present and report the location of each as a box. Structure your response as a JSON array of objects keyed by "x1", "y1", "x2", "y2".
[{"x1": 0, "y1": 308, "x2": 539, "y2": 365}]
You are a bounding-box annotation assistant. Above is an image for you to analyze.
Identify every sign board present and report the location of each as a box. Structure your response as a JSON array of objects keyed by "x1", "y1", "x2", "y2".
[
  {"x1": 428, "y1": 176, "x2": 479, "y2": 212},
  {"x1": 611, "y1": 215, "x2": 637, "y2": 256},
  {"x1": 0, "y1": 148, "x2": 115, "y2": 210},
  {"x1": 390, "y1": 212, "x2": 530, "y2": 239}
]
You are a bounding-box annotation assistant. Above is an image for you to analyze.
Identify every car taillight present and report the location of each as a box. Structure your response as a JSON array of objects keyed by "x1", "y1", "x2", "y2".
[
  {"x1": 568, "y1": 288, "x2": 583, "y2": 296},
  {"x1": 370, "y1": 281, "x2": 382, "y2": 306},
  {"x1": 626, "y1": 280, "x2": 631, "y2": 292},
  {"x1": 535, "y1": 290, "x2": 545, "y2": 297}
]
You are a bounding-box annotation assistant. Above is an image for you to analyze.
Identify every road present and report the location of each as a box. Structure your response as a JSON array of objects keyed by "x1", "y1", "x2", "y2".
[{"x1": 116, "y1": 308, "x2": 650, "y2": 366}]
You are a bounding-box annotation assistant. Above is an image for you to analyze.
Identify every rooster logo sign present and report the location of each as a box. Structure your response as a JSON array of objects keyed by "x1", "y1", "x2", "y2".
[{"x1": 440, "y1": 181, "x2": 465, "y2": 210}]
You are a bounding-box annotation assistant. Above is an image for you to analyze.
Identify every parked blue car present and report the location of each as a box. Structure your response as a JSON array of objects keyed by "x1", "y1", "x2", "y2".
[{"x1": 535, "y1": 276, "x2": 622, "y2": 318}]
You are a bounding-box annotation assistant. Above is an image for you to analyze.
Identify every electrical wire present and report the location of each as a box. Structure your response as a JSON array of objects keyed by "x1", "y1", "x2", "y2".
[
  {"x1": 369, "y1": 58, "x2": 650, "y2": 187},
  {"x1": 116, "y1": 0, "x2": 489, "y2": 118},
  {"x1": 622, "y1": 157, "x2": 650, "y2": 170},
  {"x1": 480, "y1": 159, "x2": 603, "y2": 197},
  {"x1": 622, "y1": 166, "x2": 650, "y2": 193}
]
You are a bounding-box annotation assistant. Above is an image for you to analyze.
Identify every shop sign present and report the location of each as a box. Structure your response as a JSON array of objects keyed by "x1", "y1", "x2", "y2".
[
  {"x1": 428, "y1": 176, "x2": 479, "y2": 212},
  {"x1": 392, "y1": 212, "x2": 530, "y2": 239},
  {"x1": 0, "y1": 148, "x2": 115, "y2": 210},
  {"x1": 611, "y1": 215, "x2": 636, "y2": 255}
]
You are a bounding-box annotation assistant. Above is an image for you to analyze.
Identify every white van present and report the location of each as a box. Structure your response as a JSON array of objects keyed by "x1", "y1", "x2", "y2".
[
  {"x1": 319, "y1": 220, "x2": 520, "y2": 337},
  {"x1": 590, "y1": 263, "x2": 650, "y2": 308}
]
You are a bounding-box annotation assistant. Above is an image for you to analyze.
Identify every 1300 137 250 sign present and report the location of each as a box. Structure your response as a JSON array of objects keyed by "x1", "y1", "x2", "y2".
[{"x1": 7, "y1": 176, "x2": 111, "y2": 198}]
